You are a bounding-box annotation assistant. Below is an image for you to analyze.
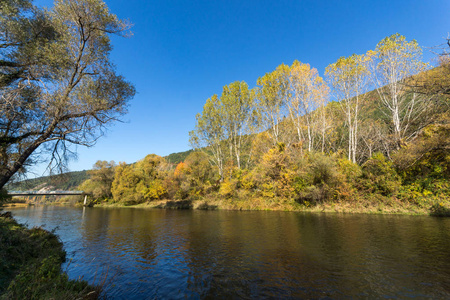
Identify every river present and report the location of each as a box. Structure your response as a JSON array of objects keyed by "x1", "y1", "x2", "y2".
[{"x1": 6, "y1": 206, "x2": 450, "y2": 299}]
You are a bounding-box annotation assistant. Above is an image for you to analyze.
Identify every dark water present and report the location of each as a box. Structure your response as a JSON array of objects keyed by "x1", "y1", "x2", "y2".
[{"x1": 6, "y1": 206, "x2": 450, "y2": 299}]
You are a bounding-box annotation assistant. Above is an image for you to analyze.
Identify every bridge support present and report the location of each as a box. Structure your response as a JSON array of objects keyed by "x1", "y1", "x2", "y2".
[{"x1": 83, "y1": 195, "x2": 88, "y2": 206}]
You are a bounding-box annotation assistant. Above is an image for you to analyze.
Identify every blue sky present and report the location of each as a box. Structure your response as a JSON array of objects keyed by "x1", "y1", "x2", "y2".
[{"x1": 32, "y1": 0, "x2": 450, "y2": 175}]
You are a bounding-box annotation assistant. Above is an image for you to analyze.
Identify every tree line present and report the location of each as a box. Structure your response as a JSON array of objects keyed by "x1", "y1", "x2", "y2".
[{"x1": 81, "y1": 34, "x2": 449, "y2": 212}]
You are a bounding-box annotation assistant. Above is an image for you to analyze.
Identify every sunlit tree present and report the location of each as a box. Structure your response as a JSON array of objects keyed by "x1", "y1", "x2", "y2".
[
  {"x1": 369, "y1": 34, "x2": 429, "y2": 148},
  {"x1": 326, "y1": 53, "x2": 370, "y2": 163},
  {"x1": 0, "y1": 0, "x2": 135, "y2": 189},
  {"x1": 255, "y1": 64, "x2": 290, "y2": 144},
  {"x1": 189, "y1": 94, "x2": 226, "y2": 181},
  {"x1": 288, "y1": 60, "x2": 329, "y2": 153},
  {"x1": 221, "y1": 81, "x2": 256, "y2": 169}
]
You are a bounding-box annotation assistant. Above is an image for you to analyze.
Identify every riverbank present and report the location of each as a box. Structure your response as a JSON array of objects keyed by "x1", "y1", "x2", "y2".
[
  {"x1": 94, "y1": 196, "x2": 449, "y2": 216},
  {"x1": 0, "y1": 212, "x2": 99, "y2": 299}
]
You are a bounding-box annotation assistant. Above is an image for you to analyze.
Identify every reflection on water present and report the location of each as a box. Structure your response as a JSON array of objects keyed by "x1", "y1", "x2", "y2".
[{"x1": 7, "y1": 206, "x2": 450, "y2": 299}]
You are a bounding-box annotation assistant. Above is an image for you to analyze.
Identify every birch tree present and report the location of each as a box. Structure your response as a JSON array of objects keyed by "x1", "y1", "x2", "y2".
[
  {"x1": 287, "y1": 60, "x2": 329, "y2": 153},
  {"x1": 220, "y1": 81, "x2": 255, "y2": 169},
  {"x1": 326, "y1": 53, "x2": 370, "y2": 163},
  {"x1": 189, "y1": 94, "x2": 226, "y2": 181},
  {"x1": 369, "y1": 34, "x2": 429, "y2": 149},
  {"x1": 255, "y1": 64, "x2": 290, "y2": 145}
]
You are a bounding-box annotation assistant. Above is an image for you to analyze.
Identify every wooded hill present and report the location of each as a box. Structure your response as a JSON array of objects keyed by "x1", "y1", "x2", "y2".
[{"x1": 6, "y1": 171, "x2": 89, "y2": 192}]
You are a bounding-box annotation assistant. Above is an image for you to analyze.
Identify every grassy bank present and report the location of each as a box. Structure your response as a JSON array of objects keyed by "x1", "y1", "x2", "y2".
[
  {"x1": 94, "y1": 196, "x2": 448, "y2": 216},
  {"x1": 0, "y1": 212, "x2": 99, "y2": 299}
]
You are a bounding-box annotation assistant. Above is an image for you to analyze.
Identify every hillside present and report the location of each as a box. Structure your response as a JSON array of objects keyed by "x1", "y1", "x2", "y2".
[
  {"x1": 165, "y1": 149, "x2": 193, "y2": 164},
  {"x1": 6, "y1": 171, "x2": 89, "y2": 192}
]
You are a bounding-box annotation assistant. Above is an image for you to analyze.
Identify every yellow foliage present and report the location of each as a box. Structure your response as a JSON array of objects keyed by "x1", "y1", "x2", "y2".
[{"x1": 174, "y1": 162, "x2": 188, "y2": 178}]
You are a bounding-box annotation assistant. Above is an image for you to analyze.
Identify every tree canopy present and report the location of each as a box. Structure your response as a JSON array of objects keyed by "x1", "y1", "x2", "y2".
[{"x1": 0, "y1": 0, "x2": 135, "y2": 189}]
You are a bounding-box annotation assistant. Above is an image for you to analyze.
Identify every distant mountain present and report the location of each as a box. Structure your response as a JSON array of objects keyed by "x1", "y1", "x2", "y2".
[{"x1": 6, "y1": 170, "x2": 89, "y2": 192}]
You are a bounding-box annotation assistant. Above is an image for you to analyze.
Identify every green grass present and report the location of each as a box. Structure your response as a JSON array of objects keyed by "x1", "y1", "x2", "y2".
[{"x1": 0, "y1": 213, "x2": 99, "y2": 299}]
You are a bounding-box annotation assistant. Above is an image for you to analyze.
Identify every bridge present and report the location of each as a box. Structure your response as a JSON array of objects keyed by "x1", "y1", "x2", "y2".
[{"x1": 8, "y1": 191, "x2": 90, "y2": 206}]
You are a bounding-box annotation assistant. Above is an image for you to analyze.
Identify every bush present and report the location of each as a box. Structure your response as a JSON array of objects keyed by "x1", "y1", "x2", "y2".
[
  {"x1": 219, "y1": 178, "x2": 239, "y2": 198},
  {"x1": 294, "y1": 152, "x2": 340, "y2": 204},
  {"x1": 358, "y1": 152, "x2": 401, "y2": 197}
]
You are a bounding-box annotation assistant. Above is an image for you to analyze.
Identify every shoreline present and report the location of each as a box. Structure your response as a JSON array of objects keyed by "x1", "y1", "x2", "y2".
[
  {"x1": 0, "y1": 213, "x2": 99, "y2": 299},
  {"x1": 4, "y1": 197, "x2": 448, "y2": 217},
  {"x1": 92, "y1": 198, "x2": 436, "y2": 216}
]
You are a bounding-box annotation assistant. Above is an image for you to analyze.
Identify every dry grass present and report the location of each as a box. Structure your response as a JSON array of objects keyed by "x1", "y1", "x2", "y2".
[{"x1": 96, "y1": 196, "x2": 432, "y2": 216}]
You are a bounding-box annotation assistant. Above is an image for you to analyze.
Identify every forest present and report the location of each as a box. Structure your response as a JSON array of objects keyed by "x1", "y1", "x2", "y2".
[{"x1": 20, "y1": 34, "x2": 450, "y2": 215}]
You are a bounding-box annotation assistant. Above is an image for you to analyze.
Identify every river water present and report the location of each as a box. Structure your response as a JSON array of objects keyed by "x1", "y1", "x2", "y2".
[{"x1": 6, "y1": 206, "x2": 450, "y2": 299}]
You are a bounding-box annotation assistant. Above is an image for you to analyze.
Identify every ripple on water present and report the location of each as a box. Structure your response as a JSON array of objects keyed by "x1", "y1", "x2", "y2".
[{"x1": 6, "y1": 207, "x2": 450, "y2": 299}]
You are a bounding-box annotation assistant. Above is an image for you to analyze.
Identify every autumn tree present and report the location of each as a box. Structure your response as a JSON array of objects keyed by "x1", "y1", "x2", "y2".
[
  {"x1": 287, "y1": 60, "x2": 329, "y2": 153},
  {"x1": 80, "y1": 160, "x2": 116, "y2": 200},
  {"x1": 369, "y1": 34, "x2": 429, "y2": 149},
  {"x1": 256, "y1": 64, "x2": 290, "y2": 144},
  {"x1": 326, "y1": 53, "x2": 370, "y2": 163},
  {"x1": 111, "y1": 155, "x2": 167, "y2": 204},
  {"x1": 182, "y1": 151, "x2": 218, "y2": 197},
  {"x1": 189, "y1": 94, "x2": 226, "y2": 181},
  {"x1": 221, "y1": 81, "x2": 256, "y2": 169},
  {"x1": 0, "y1": 0, "x2": 135, "y2": 189}
]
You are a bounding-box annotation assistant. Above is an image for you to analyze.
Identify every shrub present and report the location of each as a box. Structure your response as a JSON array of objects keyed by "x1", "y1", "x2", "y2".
[
  {"x1": 294, "y1": 152, "x2": 340, "y2": 204},
  {"x1": 219, "y1": 178, "x2": 238, "y2": 198},
  {"x1": 358, "y1": 152, "x2": 401, "y2": 197}
]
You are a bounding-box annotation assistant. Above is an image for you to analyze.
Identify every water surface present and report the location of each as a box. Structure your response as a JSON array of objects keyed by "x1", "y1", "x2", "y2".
[{"x1": 7, "y1": 206, "x2": 450, "y2": 299}]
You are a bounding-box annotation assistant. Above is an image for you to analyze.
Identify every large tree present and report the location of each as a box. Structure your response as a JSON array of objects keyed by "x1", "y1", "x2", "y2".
[
  {"x1": 369, "y1": 34, "x2": 429, "y2": 149},
  {"x1": 0, "y1": 0, "x2": 135, "y2": 189}
]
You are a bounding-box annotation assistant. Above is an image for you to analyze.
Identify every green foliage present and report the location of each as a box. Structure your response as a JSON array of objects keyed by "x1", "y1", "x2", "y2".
[
  {"x1": 0, "y1": 0, "x2": 135, "y2": 189},
  {"x1": 294, "y1": 152, "x2": 340, "y2": 204},
  {"x1": 392, "y1": 124, "x2": 450, "y2": 207},
  {"x1": 0, "y1": 216, "x2": 97, "y2": 299},
  {"x1": 79, "y1": 160, "x2": 116, "y2": 202},
  {"x1": 0, "y1": 188, "x2": 11, "y2": 205},
  {"x1": 394, "y1": 124, "x2": 450, "y2": 182},
  {"x1": 165, "y1": 150, "x2": 193, "y2": 165},
  {"x1": 111, "y1": 155, "x2": 169, "y2": 205},
  {"x1": 430, "y1": 202, "x2": 450, "y2": 217},
  {"x1": 358, "y1": 152, "x2": 401, "y2": 197}
]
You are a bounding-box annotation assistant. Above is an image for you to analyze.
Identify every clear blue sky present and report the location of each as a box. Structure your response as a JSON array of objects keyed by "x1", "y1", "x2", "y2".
[{"x1": 32, "y1": 0, "x2": 450, "y2": 175}]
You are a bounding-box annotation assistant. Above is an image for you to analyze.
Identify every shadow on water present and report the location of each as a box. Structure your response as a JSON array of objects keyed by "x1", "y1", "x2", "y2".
[
  {"x1": 195, "y1": 201, "x2": 218, "y2": 210},
  {"x1": 155, "y1": 200, "x2": 193, "y2": 209},
  {"x1": 430, "y1": 203, "x2": 450, "y2": 217}
]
